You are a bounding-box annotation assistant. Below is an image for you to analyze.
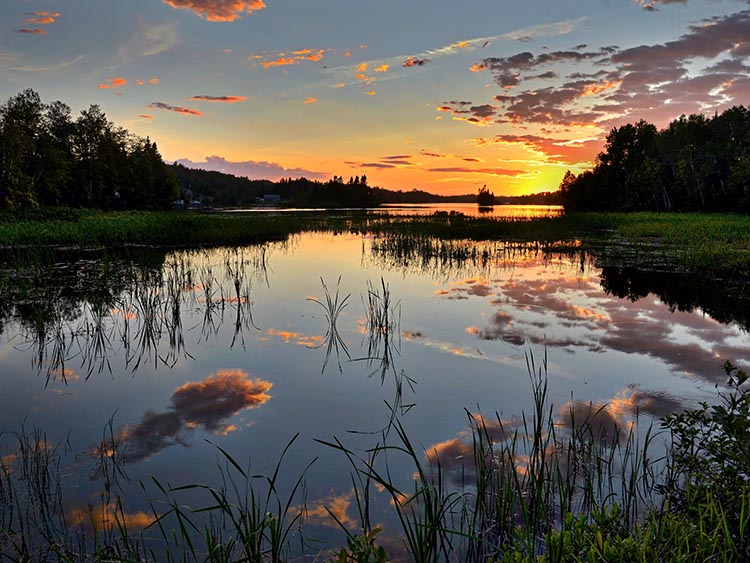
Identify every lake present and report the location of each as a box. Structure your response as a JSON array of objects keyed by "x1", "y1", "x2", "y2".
[
  {"x1": 1, "y1": 222, "x2": 747, "y2": 559},
  {"x1": 221, "y1": 202, "x2": 564, "y2": 219}
]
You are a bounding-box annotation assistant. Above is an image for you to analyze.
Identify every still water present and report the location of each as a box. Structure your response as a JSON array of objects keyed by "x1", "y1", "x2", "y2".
[
  {"x1": 223, "y1": 203, "x2": 563, "y2": 219},
  {"x1": 1, "y1": 228, "x2": 748, "y2": 555}
]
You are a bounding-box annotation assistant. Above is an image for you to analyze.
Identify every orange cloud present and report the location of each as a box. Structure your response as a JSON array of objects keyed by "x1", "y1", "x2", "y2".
[
  {"x1": 149, "y1": 77, "x2": 159, "y2": 84},
  {"x1": 470, "y1": 63, "x2": 487, "y2": 73},
  {"x1": 16, "y1": 28, "x2": 47, "y2": 35},
  {"x1": 256, "y1": 49, "x2": 326, "y2": 68},
  {"x1": 190, "y1": 95, "x2": 248, "y2": 103},
  {"x1": 26, "y1": 16, "x2": 55, "y2": 24},
  {"x1": 138, "y1": 114, "x2": 153, "y2": 119},
  {"x1": 356, "y1": 62, "x2": 368, "y2": 72},
  {"x1": 161, "y1": 0, "x2": 266, "y2": 22},
  {"x1": 580, "y1": 80, "x2": 621, "y2": 97},
  {"x1": 293, "y1": 48, "x2": 325, "y2": 61},
  {"x1": 374, "y1": 64, "x2": 389, "y2": 73},
  {"x1": 136, "y1": 80, "x2": 145, "y2": 85},
  {"x1": 25, "y1": 11, "x2": 60, "y2": 24},
  {"x1": 304, "y1": 97, "x2": 318, "y2": 104},
  {"x1": 365, "y1": 91, "x2": 376, "y2": 96},
  {"x1": 98, "y1": 77, "x2": 127, "y2": 89},
  {"x1": 263, "y1": 56, "x2": 298, "y2": 68}
]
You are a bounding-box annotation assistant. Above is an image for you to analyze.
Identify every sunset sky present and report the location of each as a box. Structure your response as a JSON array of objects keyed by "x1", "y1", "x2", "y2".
[{"x1": 2, "y1": 0, "x2": 749, "y2": 196}]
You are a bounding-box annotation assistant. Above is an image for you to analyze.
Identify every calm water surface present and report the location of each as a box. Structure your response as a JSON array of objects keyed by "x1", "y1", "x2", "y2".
[
  {"x1": 223, "y1": 203, "x2": 563, "y2": 219},
  {"x1": 1, "y1": 228, "x2": 747, "y2": 554}
]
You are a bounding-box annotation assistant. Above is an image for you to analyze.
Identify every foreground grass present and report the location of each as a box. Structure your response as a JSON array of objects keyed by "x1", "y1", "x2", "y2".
[
  {"x1": 3, "y1": 359, "x2": 750, "y2": 562},
  {"x1": 2, "y1": 209, "x2": 750, "y2": 279}
]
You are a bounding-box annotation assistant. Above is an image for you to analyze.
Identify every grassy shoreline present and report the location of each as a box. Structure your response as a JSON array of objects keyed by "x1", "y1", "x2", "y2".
[{"x1": 2, "y1": 209, "x2": 750, "y2": 280}]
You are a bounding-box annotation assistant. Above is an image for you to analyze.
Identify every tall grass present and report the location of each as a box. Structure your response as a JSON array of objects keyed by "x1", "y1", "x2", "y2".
[{"x1": 3, "y1": 359, "x2": 750, "y2": 561}]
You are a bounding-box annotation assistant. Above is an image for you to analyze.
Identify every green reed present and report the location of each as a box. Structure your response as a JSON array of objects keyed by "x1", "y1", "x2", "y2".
[{"x1": 3, "y1": 355, "x2": 750, "y2": 561}]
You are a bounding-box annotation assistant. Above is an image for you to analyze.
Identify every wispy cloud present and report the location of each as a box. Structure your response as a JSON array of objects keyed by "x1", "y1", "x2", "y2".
[
  {"x1": 427, "y1": 166, "x2": 526, "y2": 177},
  {"x1": 25, "y1": 11, "x2": 60, "y2": 25},
  {"x1": 149, "y1": 101, "x2": 203, "y2": 116},
  {"x1": 161, "y1": 0, "x2": 267, "y2": 22},
  {"x1": 5, "y1": 54, "x2": 86, "y2": 73},
  {"x1": 118, "y1": 20, "x2": 179, "y2": 65},
  {"x1": 250, "y1": 48, "x2": 326, "y2": 69},
  {"x1": 15, "y1": 28, "x2": 48, "y2": 35},
  {"x1": 190, "y1": 95, "x2": 248, "y2": 103},
  {"x1": 323, "y1": 17, "x2": 585, "y2": 87}
]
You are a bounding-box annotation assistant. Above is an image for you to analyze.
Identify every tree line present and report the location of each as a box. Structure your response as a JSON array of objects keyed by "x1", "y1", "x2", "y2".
[
  {"x1": 560, "y1": 106, "x2": 750, "y2": 212},
  {"x1": 0, "y1": 89, "x2": 178, "y2": 210}
]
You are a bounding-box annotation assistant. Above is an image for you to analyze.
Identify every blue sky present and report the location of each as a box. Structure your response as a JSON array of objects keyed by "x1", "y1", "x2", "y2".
[{"x1": 2, "y1": 0, "x2": 749, "y2": 195}]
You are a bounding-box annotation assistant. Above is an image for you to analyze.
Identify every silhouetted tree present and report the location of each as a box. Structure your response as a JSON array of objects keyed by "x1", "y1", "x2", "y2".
[
  {"x1": 0, "y1": 90, "x2": 179, "y2": 210},
  {"x1": 560, "y1": 106, "x2": 750, "y2": 213}
]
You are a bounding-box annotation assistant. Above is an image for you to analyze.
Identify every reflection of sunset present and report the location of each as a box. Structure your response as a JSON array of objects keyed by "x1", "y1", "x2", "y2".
[{"x1": 67, "y1": 502, "x2": 156, "y2": 531}]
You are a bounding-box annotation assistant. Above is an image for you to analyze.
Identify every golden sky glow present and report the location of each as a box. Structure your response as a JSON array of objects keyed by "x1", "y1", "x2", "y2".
[{"x1": 3, "y1": 1, "x2": 750, "y2": 195}]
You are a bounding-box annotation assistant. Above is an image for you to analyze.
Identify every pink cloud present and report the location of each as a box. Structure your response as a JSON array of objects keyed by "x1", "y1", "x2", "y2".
[
  {"x1": 161, "y1": 0, "x2": 266, "y2": 22},
  {"x1": 175, "y1": 155, "x2": 327, "y2": 181}
]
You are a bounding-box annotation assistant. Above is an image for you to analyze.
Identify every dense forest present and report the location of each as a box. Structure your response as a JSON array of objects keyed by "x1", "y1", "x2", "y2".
[
  {"x1": 172, "y1": 166, "x2": 377, "y2": 207},
  {"x1": 560, "y1": 106, "x2": 750, "y2": 212},
  {"x1": 174, "y1": 164, "x2": 562, "y2": 208},
  {"x1": 0, "y1": 90, "x2": 178, "y2": 210}
]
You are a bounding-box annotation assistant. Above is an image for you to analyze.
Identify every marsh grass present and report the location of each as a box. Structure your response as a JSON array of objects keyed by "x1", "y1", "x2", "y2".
[
  {"x1": 3, "y1": 359, "x2": 750, "y2": 561},
  {"x1": 3, "y1": 209, "x2": 750, "y2": 279}
]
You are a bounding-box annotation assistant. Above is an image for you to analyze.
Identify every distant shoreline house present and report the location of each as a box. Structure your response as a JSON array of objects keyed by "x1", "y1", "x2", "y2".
[{"x1": 258, "y1": 194, "x2": 282, "y2": 204}]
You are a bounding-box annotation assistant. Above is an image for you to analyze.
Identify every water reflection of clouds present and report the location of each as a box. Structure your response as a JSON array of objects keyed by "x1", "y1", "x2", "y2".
[
  {"x1": 66, "y1": 502, "x2": 156, "y2": 531},
  {"x1": 113, "y1": 369, "x2": 272, "y2": 463},
  {"x1": 264, "y1": 328, "x2": 325, "y2": 347},
  {"x1": 297, "y1": 490, "x2": 357, "y2": 530},
  {"x1": 440, "y1": 271, "x2": 749, "y2": 381},
  {"x1": 425, "y1": 387, "x2": 683, "y2": 486}
]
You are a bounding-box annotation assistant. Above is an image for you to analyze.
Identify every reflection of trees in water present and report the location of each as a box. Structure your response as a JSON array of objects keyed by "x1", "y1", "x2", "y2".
[
  {"x1": 600, "y1": 266, "x2": 750, "y2": 332},
  {"x1": 0, "y1": 245, "x2": 276, "y2": 382},
  {"x1": 367, "y1": 233, "x2": 750, "y2": 333}
]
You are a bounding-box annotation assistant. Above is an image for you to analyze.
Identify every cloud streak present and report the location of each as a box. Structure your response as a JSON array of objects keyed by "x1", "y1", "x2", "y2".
[
  {"x1": 150, "y1": 102, "x2": 203, "y2": 116},
  {"x1": 190, "y1": 95, "x2": 248, "y2": 103}
]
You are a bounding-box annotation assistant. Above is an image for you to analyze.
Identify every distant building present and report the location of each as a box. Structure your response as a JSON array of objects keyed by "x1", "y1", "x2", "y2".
[{"x1": 259, "y1": 194, "x2": 282, "y2": 204}]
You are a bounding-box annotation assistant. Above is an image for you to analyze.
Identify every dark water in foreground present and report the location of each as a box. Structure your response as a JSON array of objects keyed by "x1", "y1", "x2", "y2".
[{"x1": 1, "y1": 228, "x2": 748, "y2": 555}]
